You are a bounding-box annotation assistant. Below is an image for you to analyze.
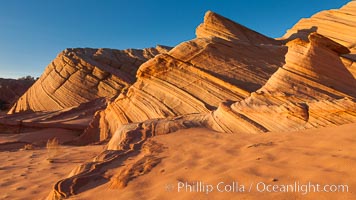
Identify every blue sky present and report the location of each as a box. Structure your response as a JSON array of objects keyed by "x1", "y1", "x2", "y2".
[{"x1": 0, "y1": 0, "x2": 351, "y2": 78}]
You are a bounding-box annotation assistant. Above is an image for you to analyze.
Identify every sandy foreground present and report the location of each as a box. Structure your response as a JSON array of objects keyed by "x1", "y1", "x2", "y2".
[
  {"x1": 0, "y1": 123, "x2": 355, "y2": 200},
  {"x1": 74, "y1": 124, "x2": 355, "y2": 200},
  {"x1": 0, "y1": 128, "x2": 105, "y2": 200}
]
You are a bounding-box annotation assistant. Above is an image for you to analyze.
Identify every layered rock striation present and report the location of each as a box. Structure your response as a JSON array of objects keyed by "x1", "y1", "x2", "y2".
[
  {"x1": 107, "y1": 32, "x2": 356, "y2": 147},
  {"x1": 83, "y1": 11, "x2": 287, "y2": 142},
  {"x1": 8, "y1": 46, "x2": 170, "y2": 114}
]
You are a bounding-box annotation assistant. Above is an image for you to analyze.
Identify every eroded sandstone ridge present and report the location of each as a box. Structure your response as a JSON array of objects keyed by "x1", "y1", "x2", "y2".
[
  {"x1": 8, "y1": 46, "x2": 170, "y2": 114},
  {"x1": 106, "y1": 32, "x2": 356, "y2": 147},
  {"x1": 47, "y1": 2, "x2": 356, "y2": 198},
  {"x1": 81, "y1": 11, "x2": 286, "y2": 143}
]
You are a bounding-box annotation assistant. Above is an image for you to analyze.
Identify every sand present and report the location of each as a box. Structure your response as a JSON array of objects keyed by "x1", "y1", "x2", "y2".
[
  {"x1": 0, "y1": 141, "x2": 104, "y2": 200},
  {"x1": 66, "y1": 123, "x2": 356, "y2": 200},
  {"x1": 0, "y1": 119, "x2": 355, "y2": 200}
]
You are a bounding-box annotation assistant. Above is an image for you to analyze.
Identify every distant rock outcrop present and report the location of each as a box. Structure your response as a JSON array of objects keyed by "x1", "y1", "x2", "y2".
[
  {"x1": 0, "y1": 78, "x2": 34, "y2": 110},
  {"x1": 8, "y1": 46, "x2": 170, "y2": 114}
]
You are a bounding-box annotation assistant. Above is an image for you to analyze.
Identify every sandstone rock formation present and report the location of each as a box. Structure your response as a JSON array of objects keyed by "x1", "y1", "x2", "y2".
[
  {"x1": 107, "y1": 32, "x2": 356, "y2": 147},
  {"x1": 8, "y1": 46, "x2": 170, "y2": 114},
  {"x1": 207, "y1": 33, "x2": 356, "y2": 134},
  {"x1": 47, "y1": 3, "x2": 356, "y2": 197},
  {"x1": 82, "y1": 11, "x2": 287, "y2": 142},
  {"x1": 196, "y1": 11, "x2": 280, "y2": 45},
  {"x1": 83, "y1": 4, "x2": 356, "y2": 143},
  {"x1": 0, "y1": 78, "x2": 34, "y2": 110},
  {"x1": 0, "y1": 97, "x2": 108, "y2": 131},
  {"x1": 0, "y1": 97, "x2": 109, "y2": 154}
]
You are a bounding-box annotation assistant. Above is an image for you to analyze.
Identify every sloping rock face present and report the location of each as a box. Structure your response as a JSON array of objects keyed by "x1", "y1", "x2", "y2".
[
  {"x1": 0, "y1": 78, "x2": 34, "y2": 110},
  {"x1": 83, "y1": 11, "x2": 287, "y2": 142},
  {"x1": 207, "y1": 33, "x2": 356, "y2": 134},
  {"x1": 8, "y1": 46, "x2": 170, "y2": 114},
  {"x1": 107, "y1": 32, "x2": 356, "y2": 148}
]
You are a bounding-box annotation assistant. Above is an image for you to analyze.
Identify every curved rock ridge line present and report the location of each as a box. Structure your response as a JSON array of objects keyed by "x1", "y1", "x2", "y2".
[
  {"x1": 8, "y1": 46, "x2": 171, "y2": 114},
  {"x1": 196, "y1": 11, "x2": 280, "y2": 45},
  {"x1": 81, "y1": 12, "x2": 287, "y2": 143}
]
